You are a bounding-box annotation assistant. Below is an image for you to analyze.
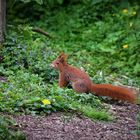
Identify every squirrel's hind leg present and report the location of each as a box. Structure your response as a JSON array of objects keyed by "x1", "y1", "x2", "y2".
[{"x1": 72, "y1": 80, "x2": 89, "y2": 93}]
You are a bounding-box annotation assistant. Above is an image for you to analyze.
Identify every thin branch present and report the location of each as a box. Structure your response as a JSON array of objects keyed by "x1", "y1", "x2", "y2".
[{"x1": 32, "y1": 28, "x2": 53, "y2": 38}]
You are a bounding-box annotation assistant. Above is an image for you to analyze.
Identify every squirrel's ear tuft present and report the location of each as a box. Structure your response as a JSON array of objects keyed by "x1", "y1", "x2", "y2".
[
  {"x1": 59, "y1": 52, "x2": 68, "y2": 62},
  {"x1": 59, "y1": 52, "x2": 68, "y2": 58},
  {"x1": 58, "y1": 52, "x2": 65, "y2": 57}
]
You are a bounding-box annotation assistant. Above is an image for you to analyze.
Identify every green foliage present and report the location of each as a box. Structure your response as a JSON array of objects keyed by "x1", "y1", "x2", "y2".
[
  {"x1": 22, "y1": 0, "x2": 43, "y2": 5},
  {"x1": 14, "y1": 0, "x2": 65, "y2": 5},
  {"x1": 7, "y1": 0, "x2": 70, "y2": 21},
  {"x1": 70, "y1": 102, "x2": 112, "y2": 121},
  {"x1": 0, "y1": 115, "x2": 25, "y2": 140},
  {"x1": 0, "y1": 0, "x2": 139, "y2": 127},
  {"x1": 0, "y1": 70, "x2": 109, "y2": 120},
  {"x1": 2, "y1": 25, "x2": 56, "y2": 81},
  {"x1": 4, "y1": 1, "x2": 140, "y2": 83}
]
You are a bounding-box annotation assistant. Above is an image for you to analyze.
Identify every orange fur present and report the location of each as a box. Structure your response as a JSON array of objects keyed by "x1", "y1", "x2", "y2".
[{"x1": 51, "y1": 53, "x2": 137, "y2": 103}]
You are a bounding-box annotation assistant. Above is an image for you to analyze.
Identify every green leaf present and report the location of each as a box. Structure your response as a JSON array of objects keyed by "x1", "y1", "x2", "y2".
[
  {"x1": 20, "y1": 0, "x2": 31, "y2": 3},
  {"x1": 57, "y1": 0, "x2": 64, "y2": 4},
  {"x1": 35, "y1": 0, "x2": 43, "y2": 5},
  {"x1": 134, "y1": 63, "x2": 140, "y2": 75}
]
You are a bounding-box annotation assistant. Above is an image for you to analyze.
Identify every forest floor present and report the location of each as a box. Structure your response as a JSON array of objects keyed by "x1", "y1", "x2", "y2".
[{"x1": 14, "y1": 102, "x2": 140, "y2": 140}]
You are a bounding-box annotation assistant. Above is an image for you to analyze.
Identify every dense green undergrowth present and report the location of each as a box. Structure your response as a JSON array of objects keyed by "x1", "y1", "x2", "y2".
[
  {"x1": 0, "y1": 70, "x2": 110, "y2": 120},
  {"x1": 0, "y1": 115, "x2": 25, "y2": 140},
  {"x1": 0, "y1": 0, "x2": 140, "y2": 131}
]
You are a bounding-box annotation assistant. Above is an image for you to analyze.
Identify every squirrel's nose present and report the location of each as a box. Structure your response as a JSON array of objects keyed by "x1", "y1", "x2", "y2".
[{"x1": 50, "y1": 64, "x2": 55, "y2": 67}]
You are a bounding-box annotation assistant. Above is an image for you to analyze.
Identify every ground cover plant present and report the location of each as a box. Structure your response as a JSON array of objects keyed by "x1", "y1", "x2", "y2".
[
  {"x1": 0, "y1": 0, "x2": 140, "y2": 138},
  {"x1": 0, "y1": 115, "x2": 25, "y2": 140}
]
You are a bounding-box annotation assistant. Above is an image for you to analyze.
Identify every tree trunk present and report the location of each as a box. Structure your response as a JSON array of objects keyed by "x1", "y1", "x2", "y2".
[{"x1": 0, "y1": 0, "x2": 6, "y2": 43}]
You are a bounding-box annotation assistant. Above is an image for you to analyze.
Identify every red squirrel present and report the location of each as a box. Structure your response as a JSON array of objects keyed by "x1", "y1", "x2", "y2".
[{"x1": 50, "y1": 53, "x2": 137, "y2": 103}]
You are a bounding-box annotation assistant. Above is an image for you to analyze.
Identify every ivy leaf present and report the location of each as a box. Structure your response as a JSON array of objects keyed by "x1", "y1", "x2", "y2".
[
  {"x1": 57, "y1": 0, "x2": 64, "y2": 4},
  {"x1": 134, "y1": 63, "x2": 140, "y2": 75},
  {"x1": 20, "y1": 0, "x2": 31, "y2": 3},
  {"x1": 35, "y1": 0, "x2": 43, "y2": 5}
]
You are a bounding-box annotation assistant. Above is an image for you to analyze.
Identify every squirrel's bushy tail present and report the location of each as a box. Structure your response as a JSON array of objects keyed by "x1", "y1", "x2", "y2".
[{"x1": 90, "y1": 84, "x2": 137, "y2": 103}]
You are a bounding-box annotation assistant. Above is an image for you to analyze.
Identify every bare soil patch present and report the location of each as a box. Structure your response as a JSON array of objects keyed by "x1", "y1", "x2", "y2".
[{"x1": 14, "y1": 102, "x2": 140, "y2": 140}]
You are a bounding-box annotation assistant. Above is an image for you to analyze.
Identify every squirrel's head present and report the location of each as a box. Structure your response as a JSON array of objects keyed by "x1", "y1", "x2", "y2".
[{"x1": 50, "y1": 52, "x2": 68, "y2": 69}]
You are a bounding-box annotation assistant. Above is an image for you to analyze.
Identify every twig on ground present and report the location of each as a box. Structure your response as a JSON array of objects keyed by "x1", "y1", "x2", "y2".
[{"x1": 32, "y1": 28, "x2": 53, "y2": 38}]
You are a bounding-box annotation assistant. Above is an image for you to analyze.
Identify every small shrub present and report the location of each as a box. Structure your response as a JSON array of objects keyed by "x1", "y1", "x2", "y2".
[{"x1": 0, "y1": 115, "x2": 25, "y2": 140}]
